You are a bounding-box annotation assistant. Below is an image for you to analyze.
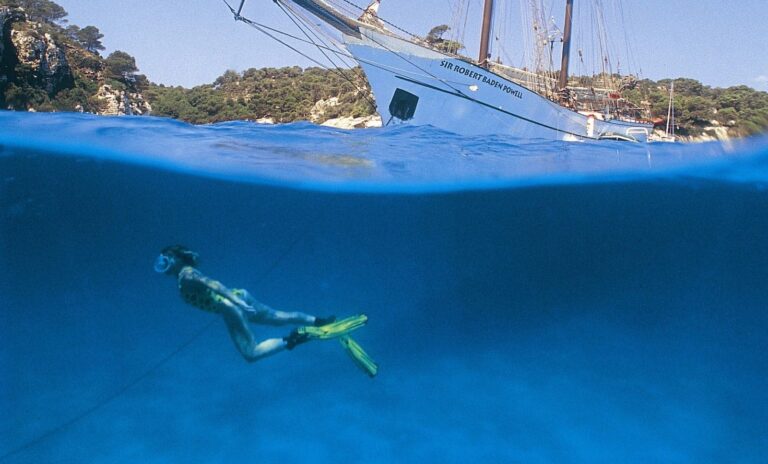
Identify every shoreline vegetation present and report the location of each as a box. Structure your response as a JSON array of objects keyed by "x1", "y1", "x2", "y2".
[{"x1": 1, "y1": 1, "x2": 767, "y2": 139}]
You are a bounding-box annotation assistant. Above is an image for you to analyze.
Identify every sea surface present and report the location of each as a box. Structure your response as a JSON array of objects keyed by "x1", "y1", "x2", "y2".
[{"x1": 1, "y1": 111, "x2": 768, "y2": 463}]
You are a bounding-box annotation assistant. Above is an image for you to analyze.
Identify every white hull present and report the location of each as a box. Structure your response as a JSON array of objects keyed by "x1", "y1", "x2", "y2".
[{"x1": 345, "y1": 27, "x2": 652, "y2": 142}]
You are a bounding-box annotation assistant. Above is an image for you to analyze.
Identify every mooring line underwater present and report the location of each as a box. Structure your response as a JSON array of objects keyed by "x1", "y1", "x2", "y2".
[
  {"x1": 0, "y1": 214, "x2": 324, "y2": 462},
  {"x1": 0, "y1": 320, "x2": 218, "y2": 462}
]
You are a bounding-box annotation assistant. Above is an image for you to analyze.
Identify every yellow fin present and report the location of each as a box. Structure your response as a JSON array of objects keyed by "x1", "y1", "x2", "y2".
[
  {"x1": 339, "y1": 335, "x2": 378, "y2": 378},
  {"x1": 298, "y1": 314, "x2": 368, "y2": 339}
]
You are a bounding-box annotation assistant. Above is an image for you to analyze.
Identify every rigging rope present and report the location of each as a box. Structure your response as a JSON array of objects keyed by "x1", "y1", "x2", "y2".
[
  {"x1": 459, "y1": 0, "x2": 471, "y2": 54},
  {"x1": 352, "y1": 24, "x2": 469, "y2": 98},
  {"x1": 223, "y1": 3, "x2": 463, "y2": 87},
  {"x1": 0, "y1": 212, "x2": 325, "y2": 462},
  {"x1": 226, "y1": 0, "x2": 470, "y2": 107},
  {"x1": 283, "y1": 2, "x2": 357, "y2": 69},
  {"x1": 275, "y1": 1, "x2": 377, "y2": 110},
  {"x1": 223, "y1": 0, "x2": 378, "y2": 113},
  {"x1": 330, "y1": 0, "x2": 420, "y2": 39}
]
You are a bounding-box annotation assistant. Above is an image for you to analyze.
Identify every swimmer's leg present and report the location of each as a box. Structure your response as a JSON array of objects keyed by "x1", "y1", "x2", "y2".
[
  {"x1": 233, "y1": 289, "x2": 334, "y2": 327},
  {"x1": 220, "y1": 300, "x2": 288, "y2": 362},
  {"x1": 252, "y1": 303, "x2": 317, "y2": 325}
]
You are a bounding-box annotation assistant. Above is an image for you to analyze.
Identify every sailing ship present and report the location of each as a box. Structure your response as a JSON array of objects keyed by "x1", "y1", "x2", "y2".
[{"x1": 225, "y1": 0, "x2": 655, "y2": 142}]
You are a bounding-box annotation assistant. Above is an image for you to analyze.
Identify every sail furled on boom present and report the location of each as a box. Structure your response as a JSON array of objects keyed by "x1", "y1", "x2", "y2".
[
  {"x1": 287, "y1": 0, "x2": 362, "y2": 37},
  {"x1": 358, "y1": 0, "x2": 383, "y2": 27}
]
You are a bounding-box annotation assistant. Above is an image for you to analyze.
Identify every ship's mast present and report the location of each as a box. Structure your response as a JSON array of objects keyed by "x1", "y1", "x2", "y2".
[
  {"x1": 665, "y1": 81, "x2": 675, "y2": 137},
  {"x1": 558, "y1": 0, "x2": 574, "y2": 90},
  {"x1": 478, "y1": 0, "x2": 494, "y2": 67},
  {"x1": 235, "y1": 0, "x2": 246, "y2": 17}
]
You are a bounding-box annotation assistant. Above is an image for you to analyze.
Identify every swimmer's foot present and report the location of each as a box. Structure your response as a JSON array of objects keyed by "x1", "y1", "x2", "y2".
[{"x1": 284, "y1": 330, "x2": 310, "y2": 350}]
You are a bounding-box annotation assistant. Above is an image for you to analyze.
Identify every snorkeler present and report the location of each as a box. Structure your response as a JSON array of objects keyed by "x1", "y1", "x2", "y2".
[{"x1": 154, "y1": 245, "x2": 377, "y2": 375}]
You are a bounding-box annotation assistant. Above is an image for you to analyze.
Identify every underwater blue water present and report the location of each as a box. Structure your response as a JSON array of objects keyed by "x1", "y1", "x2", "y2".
[{"x1": 1, "y1": 111, "x2": 768, "y2": 463}]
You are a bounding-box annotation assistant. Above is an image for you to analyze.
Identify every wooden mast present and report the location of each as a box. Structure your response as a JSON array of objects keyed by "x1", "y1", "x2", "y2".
[
  {"x1": 558, "y1": 0, "x2": 574, "y2": 90},
  {"x1": 478, "y1": 0, "x2": 494, "y2": 67}
]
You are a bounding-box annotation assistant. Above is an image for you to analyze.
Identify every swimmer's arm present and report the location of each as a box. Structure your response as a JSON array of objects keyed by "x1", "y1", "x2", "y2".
[
  {"x1": 228, "y1": 288, "x2": 306, "y2": 324},
  {"x1": 185, "y1": 271, "x2": 312, "y2": 324},
  {"x1": 231, "y1": 289, "x2": 281, "y2": 318},
  {"x1": 231, "y1": 288, "x2": 258, "y2": 306},
  {"x1": 183, "y1": 270, "x2": 253, "y2": 309}
]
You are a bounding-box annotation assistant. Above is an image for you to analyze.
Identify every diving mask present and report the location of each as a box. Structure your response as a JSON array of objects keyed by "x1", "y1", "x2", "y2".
[{"x1": 154, "y1": 253, "x2": 176, "y2": 274}]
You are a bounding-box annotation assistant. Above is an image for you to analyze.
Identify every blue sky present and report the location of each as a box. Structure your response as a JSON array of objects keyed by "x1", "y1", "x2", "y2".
[{"x1": 54, "y1": 0, "x2": 768, "y2": 91}]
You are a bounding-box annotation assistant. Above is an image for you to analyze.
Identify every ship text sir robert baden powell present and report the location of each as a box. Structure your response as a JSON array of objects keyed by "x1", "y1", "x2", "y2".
[{"x1": 440, "y1": 60, "x2": 524, "y2": 99}]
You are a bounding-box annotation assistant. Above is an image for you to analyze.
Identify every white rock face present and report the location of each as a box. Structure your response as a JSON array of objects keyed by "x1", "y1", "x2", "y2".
[
  {"x1": 9, "y1": 26, "x2": 72, "y2": 94},
  {"x1": 255, "y1": 117, "x2": 274, "y2": 124},
  {"x1": 310, "y1": 96, "x2": 340, "y2": 122},
  {"x1": 96, "y1": 84, "x2": 120, "y2": 115},
  {"x1": 96, "y1": 84, "x2": 152, "y2": 116},
  {"x1": 697, "y1": 126, "x2": 730, "y2": 142},
  {"x1": 321, "y1": 114, "x2": 382, "y2": 129},
  {"x1": 679, "y1": 125, "x2": 732, "y2": 143}
]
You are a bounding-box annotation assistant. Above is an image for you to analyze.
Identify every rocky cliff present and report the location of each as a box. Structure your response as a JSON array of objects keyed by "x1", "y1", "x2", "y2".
[
  {"x1": 0, "y1": 5, "x2": 149, "y2": 115},
  {"x1": 8, "y1": 14, "x2": 72, "y2": 94},
  {"x1": 94, "y1": 83, "x2": 151, "y2": 116}
]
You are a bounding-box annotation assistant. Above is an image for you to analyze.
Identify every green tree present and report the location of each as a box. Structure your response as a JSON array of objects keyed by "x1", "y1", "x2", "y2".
[
  {"x1": 133, "y1": 73, "x2": 149, "y2": 92},
  {"x1": 104, "y1": 50, "x2": 138, "y2": 79},
  {"x1": 717, "y1": 107, "x2": 738, "y2": 124},
  {"x1": 426, "y1": 25, "x2": 449, "y2": 43},
  {"x1": 76, "y1": 26, "x2": 105, "y2": 53},
  {"x1": 677, "y1": 95, "x2": 713, "y2": 128},
  {"x1": 672, "y1": 78, "x2": 705, "y2": 97},
  {"x1": 3, "y1": 82, "x2": 49, "y2": 109},
  {"x1": 0, "y1": 0, "x2": 68, "y2": 23},
  {"x1": 425, "y1": 24, "x2": 464, "y2": 54},
  {"x1": 64, "y1": 24, "x2": 80, "y2": 39},
  {"x1": 434, "y1": 39, "x2": 464, "y2": 54},
  {"x1": 214, "y1": 70, "x2": 241, "y2": 87}
]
